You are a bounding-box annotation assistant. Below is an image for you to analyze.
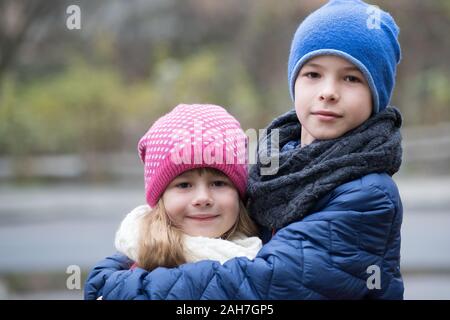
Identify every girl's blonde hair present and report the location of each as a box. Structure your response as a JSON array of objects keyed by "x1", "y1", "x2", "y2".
[{"x1": 137, "y1": 168, "x2": 258, "y2": 271}]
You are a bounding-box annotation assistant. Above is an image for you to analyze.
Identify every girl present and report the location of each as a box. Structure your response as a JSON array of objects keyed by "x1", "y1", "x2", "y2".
[{"x1": 85, "y1": 104, "x2": 261, "y2": 299}]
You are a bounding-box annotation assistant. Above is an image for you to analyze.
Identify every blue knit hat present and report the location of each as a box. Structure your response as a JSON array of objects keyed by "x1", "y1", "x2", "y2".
[{"x1": 288, "y1": 0, "x2": 401, "y2": 114}]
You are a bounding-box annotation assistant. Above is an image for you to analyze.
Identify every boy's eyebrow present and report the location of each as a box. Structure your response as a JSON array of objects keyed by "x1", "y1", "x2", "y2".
[
  {"x1": 303, "y1": 62, "x2": 362, "y2": 73},
  {"x1": 303, "y1": 62, "x2": 323, "y2": 69},
  {"x1": 342, "y1": 66, "x2": 362, "y2": 72}
]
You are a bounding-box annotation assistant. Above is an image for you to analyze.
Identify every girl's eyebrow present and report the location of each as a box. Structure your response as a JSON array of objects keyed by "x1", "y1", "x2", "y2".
[{"x1": 174, "y1": 172, "x2": 194, "y2": 179}]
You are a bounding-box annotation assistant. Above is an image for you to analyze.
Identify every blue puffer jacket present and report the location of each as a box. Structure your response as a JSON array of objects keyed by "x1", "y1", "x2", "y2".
[{"x1": 84, "y1": 173, "x2": 404, "y2": 300}]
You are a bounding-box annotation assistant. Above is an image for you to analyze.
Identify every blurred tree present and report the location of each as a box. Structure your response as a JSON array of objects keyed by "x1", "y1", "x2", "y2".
[{"x1": 0, "y1": 0, "x2": 65, "y2": 83}]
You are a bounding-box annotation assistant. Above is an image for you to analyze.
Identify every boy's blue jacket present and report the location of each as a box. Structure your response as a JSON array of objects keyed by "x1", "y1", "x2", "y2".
[{"x1": 84, "y1": 173, "x2": 403, "y2": 299}]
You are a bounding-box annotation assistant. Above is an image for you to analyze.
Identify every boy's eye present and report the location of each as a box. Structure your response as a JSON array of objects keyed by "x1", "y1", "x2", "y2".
[
  {"x1": 304, "y1": 72, "x2": 320, "y2": 79},
  {"x1": 176, "y1": 182, "x2": 191, "y2": 189},
  {"x1": 344, "y1": 75, "x2": 361, "y2": 83}
]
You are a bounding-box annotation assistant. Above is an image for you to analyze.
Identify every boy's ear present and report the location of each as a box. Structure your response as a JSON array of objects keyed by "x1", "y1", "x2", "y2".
[{"x1": 292, "y1": 77, "x2": 298, "y2": 100}]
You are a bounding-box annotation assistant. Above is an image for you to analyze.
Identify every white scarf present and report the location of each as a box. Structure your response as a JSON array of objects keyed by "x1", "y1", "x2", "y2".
[{"x1": 114, "y1": 205, "x2": 262, "y2": 265}]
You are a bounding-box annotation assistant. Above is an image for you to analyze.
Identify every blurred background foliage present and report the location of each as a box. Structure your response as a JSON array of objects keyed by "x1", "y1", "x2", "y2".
[
  {"x1": 1, "y1": 0, "x2": 450, "y2": 300},
  {"x1": 0, "y1": 0, "x2": 449, "y2": 157}
]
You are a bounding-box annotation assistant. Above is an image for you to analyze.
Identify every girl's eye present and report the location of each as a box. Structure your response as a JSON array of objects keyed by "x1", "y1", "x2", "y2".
[
  {"x1": 344, "y1": 75, "x2": 361, "y2": 83},
  {"x1": 176, "y1": 182, "x2": 191, "y2": 189},
  {"x1": 212, "y1": 180, "x2": 227, "y2": 187},
  {"x1": 304, "y1": 72, "x2": 320, "y2": 79}
]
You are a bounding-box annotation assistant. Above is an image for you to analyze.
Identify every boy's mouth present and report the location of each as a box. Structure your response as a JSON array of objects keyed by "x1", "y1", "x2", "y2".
[{"x1": 311, "y1": 110, "x2": 342, "y2": 120}]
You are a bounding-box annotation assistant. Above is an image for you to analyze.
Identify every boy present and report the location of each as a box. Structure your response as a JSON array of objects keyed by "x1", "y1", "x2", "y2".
[{"x1": 85, "y1": 0, "x2": 403, "y2": 299}]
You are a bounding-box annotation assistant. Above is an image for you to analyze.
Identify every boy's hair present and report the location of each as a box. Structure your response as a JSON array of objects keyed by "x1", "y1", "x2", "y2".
[
  {"x1": 137, "y1": 168, "x2": 259, "y2": 271},
  {"x1": 287, "y1": 0, "x2": 401, "y2": 114}
]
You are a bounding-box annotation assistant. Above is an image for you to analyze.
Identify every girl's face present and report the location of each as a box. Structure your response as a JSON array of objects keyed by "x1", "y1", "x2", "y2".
[
  {"x1": 161, "y1": 169, "x2": 240, "y2": 238},
  {"x1": 294, "y1": 55, "x2": 372, "y2": 147}
]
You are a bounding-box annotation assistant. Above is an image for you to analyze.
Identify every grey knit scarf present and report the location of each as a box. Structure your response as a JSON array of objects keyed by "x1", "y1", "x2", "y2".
[{"x1": 247, "y1": 107, "x2": 403, "y2": 229}]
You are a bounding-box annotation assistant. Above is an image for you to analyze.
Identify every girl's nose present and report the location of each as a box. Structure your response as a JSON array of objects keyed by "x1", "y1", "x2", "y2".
[{"x1": 192, "y1": 186, "x2": 214, "y2": 207}]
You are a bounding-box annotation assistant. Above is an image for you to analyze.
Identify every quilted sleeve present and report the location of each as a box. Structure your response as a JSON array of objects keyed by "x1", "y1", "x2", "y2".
[{"x1": 84, "y1": 253, "x2": 134, "y2": 300}]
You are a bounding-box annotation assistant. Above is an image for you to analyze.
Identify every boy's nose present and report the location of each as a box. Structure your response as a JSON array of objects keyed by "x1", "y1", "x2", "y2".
[
  {"x1": 319, "y1": 92, "x2": 338, "y2": 102},
  {"x1": 319, "y1": 81, "x2": 340, "y2": 103},
  {"x1": 192, "y1": 187, "x2": 214, "y2": 207}
]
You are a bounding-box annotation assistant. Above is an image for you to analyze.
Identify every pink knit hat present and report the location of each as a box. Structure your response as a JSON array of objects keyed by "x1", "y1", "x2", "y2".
[{"x1": 138, "y1": 104, "x2": 248, "y2": 207}]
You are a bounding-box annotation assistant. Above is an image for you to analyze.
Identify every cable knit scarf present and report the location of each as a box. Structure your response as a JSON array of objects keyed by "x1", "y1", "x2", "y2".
[{"x1": 247, "y1": 106, "x2": 403, "y2": 229}]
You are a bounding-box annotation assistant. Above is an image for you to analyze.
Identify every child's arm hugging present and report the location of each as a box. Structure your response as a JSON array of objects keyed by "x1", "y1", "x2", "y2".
[
  {"x1": 85, "y1": 174, "x2": 402, "y2": 300},
  {"x1": 84, "y1": 253, "x2": 134, "y2": 300}
]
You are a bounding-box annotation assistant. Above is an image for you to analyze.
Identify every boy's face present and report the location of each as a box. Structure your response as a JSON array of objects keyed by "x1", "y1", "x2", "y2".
[{"x1": 294, "y1": 55, "x2": 372, "y2": 146}]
